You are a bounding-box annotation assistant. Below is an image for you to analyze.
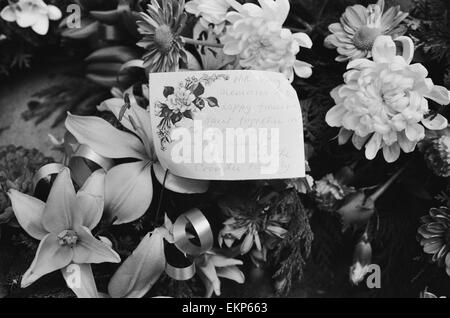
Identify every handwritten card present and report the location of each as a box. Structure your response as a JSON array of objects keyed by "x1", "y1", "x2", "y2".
[{"x1": 149, "y1": 70, "x2": 305, "y2": 180}]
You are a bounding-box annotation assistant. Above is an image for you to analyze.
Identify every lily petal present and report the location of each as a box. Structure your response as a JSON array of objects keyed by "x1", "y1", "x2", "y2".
[
  {"x1": 217, "y1": 266, "x2": 245, "y2": 284},
  {"x1": 65, "y1": 113, "x2": 147, "y2": 160},
  {"x1": 42, "y1": 168, "x2": 76, "y2": 234},
  {"x1": 21, "y1": 233, "x2": 73, "y2": 288},
  {"x1": 8, "y1": 190, "x2": 47, "y2": 240},
  {"x1": 153, "y1": 163, "x2": 210, "y2": 194},
  {"x1": 210, "y1": 254, "x2": 243, "y2": 268},
  {"x1": 196, "y1": 260, "x2": 221, "y2": 296},
  {"x1": 105, "y1": 162, "x2": 153, "y2": 225},
  {"x1": 61, "y1": 263, "x2": 99, "y2": 298},
  {"x1": 72, "y1": 170, "x2": 105, "y2": 230},
  {"x1": 100, "y1": 98, "x2": 155, "y2": 157},
  {"x1": 108, "y1": 231, "x2": 165, "y2": 298},
  {"x1": 73, "y1": 226, "x2": 120, "y2": 264}
]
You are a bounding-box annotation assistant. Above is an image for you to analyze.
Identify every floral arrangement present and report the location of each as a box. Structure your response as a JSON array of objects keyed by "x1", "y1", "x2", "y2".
[{"x1": 1, "y1": 0, "x2": 450, "y2": 299}]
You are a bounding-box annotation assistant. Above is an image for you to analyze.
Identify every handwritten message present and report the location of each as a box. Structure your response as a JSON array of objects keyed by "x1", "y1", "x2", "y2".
[{"x1": 149, "y1": 70, "x2": 305, "y2": 180}]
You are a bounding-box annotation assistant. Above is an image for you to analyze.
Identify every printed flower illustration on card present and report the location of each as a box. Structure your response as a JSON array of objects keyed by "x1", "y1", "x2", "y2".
[{"x1": 155, "y1": 73, "x2": 229, "y2": 150}]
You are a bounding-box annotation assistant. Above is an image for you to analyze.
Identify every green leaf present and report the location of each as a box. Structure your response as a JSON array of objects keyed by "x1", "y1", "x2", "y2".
[
  {"x1": 163, "y1": 86, "x2": 174, "y2": 98},
  {"x1": 206, "y1": 97, "x2": 219, "y2": 107}
]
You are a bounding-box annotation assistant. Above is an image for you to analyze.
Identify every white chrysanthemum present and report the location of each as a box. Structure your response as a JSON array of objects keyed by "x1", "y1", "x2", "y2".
[
  {"x1": 0, "y1": 0, "x2": 62, "y2": 35},
  {"x1": 221, "y1": 0, "x2": 313, "y2": 82},
  {"x1": 324, "y1": 0, "x2": 408, "y2": 62},
  {"x1": 185, "y1": 0, "x2": 230, "y2": 35},
  {"x1": 326, "y1": 36, "x2": 450, "y2": 163}
]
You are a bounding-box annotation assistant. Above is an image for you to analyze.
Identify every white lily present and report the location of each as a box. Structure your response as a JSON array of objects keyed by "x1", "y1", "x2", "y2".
[
  {"x1": 7, "y1": 168, "x2": 120, "y2": 293},
  {"x1": 65, "y1": 98, "x2": 209, "y2": 225}
]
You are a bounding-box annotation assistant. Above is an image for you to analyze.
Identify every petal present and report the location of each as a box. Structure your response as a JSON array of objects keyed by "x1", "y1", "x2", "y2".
[
  {"x1": 325, "y1": 105, "x2": 347, "y2": 127},
  {"x1": 365, "y1": 133, "x2": 382, "y2": 160},
  {"x1": 42, "y1": 168, "x2": 76, "y2": 233},
  {"x1": 105, "y1": 162, "x2": 153, "y2": 225},
  {"x1": 31, "y1": 17, "x2": 49, "y2": 35},
  {"x1": 210, "y1": 254, "x2": 243, "y2": 268},
  {"x1": 372, "y1": 36, "x2": 397, "y2": 63},
  {"x1": 61, "y1": 263, "x2": 99, "y2": 298},
  {"x1": 153, "y1": 163, "x2": 210, "y2": 194},
  {"x1": 352, "y1": 134, "x2": 370, "y2": 150},
  {"x1": 197, "y1": 260, "x2": 221, "y2": 296},
  {"x1": 108, "y1": 231, "x2": 165, "y2": 298},
  {"x1": 293, "y1": 60, "x2": 312, "y2": 78},
  {"x1": 422, "y1": 114, "x2": 448, "y2": 131},
  {"x1": 100, "y1": 98, "x2": 154, "y2": 156},
  {"x1": 65, "y1": 113, "x2": 147, "y2": 160},
  {"x1": 21, "y1": 233, "x2": 73, "y2": 288},
  {"x1": 395, "y1": 36, "x2": 414, "y2": 64},
  {"x1": 217, "y1": 266, "x2": 245, "y2": 284},
  {"x1": 424, "y1": 86, "x2": 450, "y2": 106},
  {"x1": 47, "y1": 5, "x2": 62, "y2": 20},
  {"x1": 293, "y1": 32, "x2": 312, "y2": 49},
  {"x1": 0, "y1": 6, "x2": 17, "y2": 22},
  {"x1": 15, "y1": 8, "x2": 39, "y2": 27},
  {"x1": 382, "y1": 144, "x2": 401, "y2": 163},
  {"x1": 405, "y1": 124, "x2": 425, "y2": 141},
  {"x1": 8, "y1": 190, "x2": 47, "y2": 240},
  {"x1": 338, "y1": 128, "x2": 353, "y2": 145},
  {"x1": 72, "y1": 169, "x2": 105, "y2": 230},
  {"x1": 73, "y1": 226, "x2": 120, "y2": 264}
]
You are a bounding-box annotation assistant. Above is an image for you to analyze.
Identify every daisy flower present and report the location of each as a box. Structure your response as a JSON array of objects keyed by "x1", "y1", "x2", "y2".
[
  {"x1": 326, "y1": 36, "x2": 450, "y2": 163},
  {"x1": 418, "y1": 206, "x2": 450, "y2": 276},
  {"x1": 137, "y1": 0, "x2": 188, "y2": 73},
  {"x1": 324, "y1": 0, "x2": 408, "y2": 62},
  {"x1": 221, "y1": 0, "x2": 313, "y2": 82},
  {"x1": 0, "y1": 0, "x2": 62, "y2": 35}
]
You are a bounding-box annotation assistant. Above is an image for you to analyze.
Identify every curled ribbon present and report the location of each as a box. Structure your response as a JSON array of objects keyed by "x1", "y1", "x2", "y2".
[
  {"x1": 33, "y1": 163, "x2": 66, "y2": 195},
  {"x1": 164, "y1": 208, "x2": 214, "y2": 281},
  {"x1": 63, "y1": 132, "x2": 114, "y2": 187}
]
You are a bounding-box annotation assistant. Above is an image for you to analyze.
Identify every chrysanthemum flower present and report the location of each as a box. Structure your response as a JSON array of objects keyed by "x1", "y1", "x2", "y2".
[
  {"x1": 324, "y1": 0, "x2": 408, "y2": 62},
  {"x1": 137, "y1": 0, "x2": 188, "y2": 73},
  {"x1": 0, "y1": 0, "x2": 62, "y2": 35},
  {"x1": 221, "y1": 0, "x2": 313, "y2": 82},
  {"x1": 326, "y1": 36, "x2": 450, "y2": 163},
  {"x1": 418, "y1": 206, "x2": 450, "y2": 276},
  {"x1": 185, "y1": 0, "x2": 230, "y2": 35}
]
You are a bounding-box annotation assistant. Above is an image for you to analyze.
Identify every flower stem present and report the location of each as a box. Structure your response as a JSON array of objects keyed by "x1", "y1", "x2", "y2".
[
  {"x1": 155, "y1": 169, "x2": 169, "y2": 224},
  {"x1": 181, "y1": 37, "x2": 224, "y2": 48},
  {"x1": 369, "y1": 165, "x2": 407, "y2": 202}
]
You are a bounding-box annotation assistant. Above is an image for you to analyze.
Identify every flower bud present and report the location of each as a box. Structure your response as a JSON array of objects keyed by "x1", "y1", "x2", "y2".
[{"x1": 350, "y1": 238, "x2": 372, "y2": 285}]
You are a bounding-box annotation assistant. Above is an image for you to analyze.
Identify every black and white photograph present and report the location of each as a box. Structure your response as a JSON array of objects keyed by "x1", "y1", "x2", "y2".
[{"x1": 0, "y1": 0, "x2": 449, "y2": 301}]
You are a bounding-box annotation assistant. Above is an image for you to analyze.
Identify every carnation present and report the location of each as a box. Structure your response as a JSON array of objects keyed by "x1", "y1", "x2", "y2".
[
  {"x1": 326, "y1": 36, "x2": 450, "y2": 163},
  {"x1": 221, "y1": 0, "x2": 313, "y2": 82}
]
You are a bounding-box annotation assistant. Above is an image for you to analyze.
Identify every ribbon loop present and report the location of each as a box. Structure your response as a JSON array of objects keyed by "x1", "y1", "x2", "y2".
[{"x1": 172, "y1": 208, "x2": 214, "y2": 256}]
